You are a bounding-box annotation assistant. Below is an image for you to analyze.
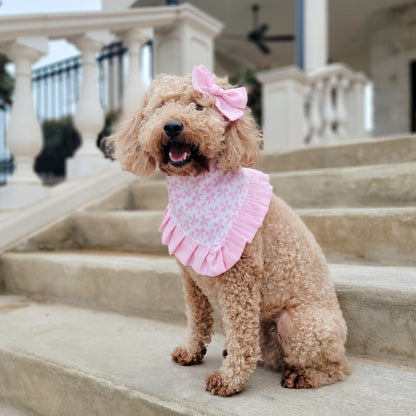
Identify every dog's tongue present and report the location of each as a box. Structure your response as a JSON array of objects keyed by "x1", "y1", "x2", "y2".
[{"x1": 169, "y1": 143, "x2": 191, "y2": 162}]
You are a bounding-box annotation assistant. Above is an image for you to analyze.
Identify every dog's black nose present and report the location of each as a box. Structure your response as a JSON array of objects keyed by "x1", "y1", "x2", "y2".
[{"x1": 164, "y1": 120, "x2": 183, "y2": 138}]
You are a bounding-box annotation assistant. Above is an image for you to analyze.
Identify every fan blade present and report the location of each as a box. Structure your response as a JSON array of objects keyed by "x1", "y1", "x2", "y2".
[
  {"x1": 264, "y1": 34, "x2": 295, "y2": 42},
  {"x1": 258, "y1": 24, "x2": 269, "y2": 37},
  {"x1": 255, "y1": 41, "x2": 271, "y2": 55}
]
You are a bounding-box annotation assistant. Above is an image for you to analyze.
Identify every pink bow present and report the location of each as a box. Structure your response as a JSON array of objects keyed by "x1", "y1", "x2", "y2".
[{"x1": 192, "y1": 65, "x2": 247, "y2": 121}]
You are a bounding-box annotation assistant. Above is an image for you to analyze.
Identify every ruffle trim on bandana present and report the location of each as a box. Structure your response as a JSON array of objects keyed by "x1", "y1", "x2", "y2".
[{"x1": 159, "y1": 168, "x2": 273, "y2": 277}]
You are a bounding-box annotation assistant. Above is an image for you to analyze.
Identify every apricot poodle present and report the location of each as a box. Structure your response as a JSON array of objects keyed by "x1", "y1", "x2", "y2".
[{"x1": 108, "y1": 67, "x2": 350, "y2": 397}]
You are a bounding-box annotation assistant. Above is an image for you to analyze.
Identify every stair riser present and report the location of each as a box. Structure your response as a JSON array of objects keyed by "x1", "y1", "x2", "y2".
[
  {"x1": 72, "y1": 212, "x2": 168, "y2": 254},
  {"x1": 129, "y1": 165, "x2": 416, "y2": 210},
  {"x1": 270, "y1": 167, "x2": 416, "y2": 209},
  {"x1": 72, "y1": 211, "x2": 416, "y2": 266},
  {"x1": 338, "y1": 288, "x2": 416, "y2": 362},
  {"x1": 15, "y1": 210, "x2": 416, "y2": 265},
  {"x1": 2, "y1": 255, "x2": 415, "y2": 364},
  {"x1": 256, "y1": 136, "x2": 416, "y2": 173},
  {"x1": 0, "y1": 349, "x2": 185, "y2": 416},
  {"x1": 1, "y1": 256, "x2": 184, "y2": 321},
  {"x1": 302, "y1": 211, "x2": 416, "y2": 266}
]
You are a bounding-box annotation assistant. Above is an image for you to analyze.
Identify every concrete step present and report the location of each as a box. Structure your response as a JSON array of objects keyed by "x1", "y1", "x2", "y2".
[
  {"x1": 128, "y1": 163, "x2": 416, "y2": 210},
  {"x1": 15, "y1": 207, "x2": 416, "y2": 266},
  {"x1": 256, "y1": 135, "x2": 416, "y2": 173},
  {"x1": 1, "y1": 252, "x2": 183, "y2": 321},
  {"x1": 2, "y1": 252, "x2": 415, "y2": 364},
  {"x1": 0, "y1": 296, "x2": 415, "y2": 416},
  {"x1": 13, "y1": 211, "x2": 168, "y2": 254},
  {"x1": 0, "y1": 403, "x2": 37, "y2": 416},
  {"x1": 300, "y1": 207, "x2": 416, "y2": 266}
]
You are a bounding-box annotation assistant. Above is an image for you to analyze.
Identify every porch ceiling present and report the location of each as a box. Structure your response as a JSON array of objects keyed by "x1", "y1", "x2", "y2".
[{"x1": 134, "y1": 0, "x2": 411, "y2": 74}]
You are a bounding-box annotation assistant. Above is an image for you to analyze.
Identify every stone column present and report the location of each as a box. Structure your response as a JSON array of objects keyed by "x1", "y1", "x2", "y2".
[
  {"x1": 121, "y1": 28, "x2": 153, "y2": 114},
  {"x1": 153, "y1": 6, "x2": 223, "y2": 76},
  {"x1": 303, "y1": 0, "x2": 328, "y2": 70},
  {"x1": 257, "y1": 66, "x2": 308, "y2": 151},
  {"x1": 66, "y1": 31, "x2": 113, "y2": 178},
  {"x1": 0, "y1": 37, "x2": 48, "y2": 210}
]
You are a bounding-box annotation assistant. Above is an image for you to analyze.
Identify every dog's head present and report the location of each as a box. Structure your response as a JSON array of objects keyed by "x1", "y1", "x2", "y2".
[{"x1": 108, "y1": 71, "x2": 263, "y2": 177}]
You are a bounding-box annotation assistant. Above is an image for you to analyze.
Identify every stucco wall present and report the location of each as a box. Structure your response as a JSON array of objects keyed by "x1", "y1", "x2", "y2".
[{"x1": 370, "y1": 3, "x2": 416, "y2": 136}]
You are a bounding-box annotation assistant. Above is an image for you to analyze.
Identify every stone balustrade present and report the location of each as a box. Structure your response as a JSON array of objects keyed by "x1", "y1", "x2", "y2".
[
  {"x1": 257, "y1": 64, "x2": 367, "y2": 151},
  {"x1": 0, "y1": 4, "x2": 223, "y2": 209}
]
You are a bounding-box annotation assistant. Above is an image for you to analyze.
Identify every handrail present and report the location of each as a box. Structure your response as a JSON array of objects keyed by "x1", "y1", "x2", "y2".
[{"x1": 0, "y1": 4, "x2": 223, "y2": 42}]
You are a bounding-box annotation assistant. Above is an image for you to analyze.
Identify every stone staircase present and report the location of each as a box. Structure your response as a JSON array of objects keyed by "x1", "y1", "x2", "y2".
[{"x1": 0, "y1": 136, "x2": 415, "y2": 415}]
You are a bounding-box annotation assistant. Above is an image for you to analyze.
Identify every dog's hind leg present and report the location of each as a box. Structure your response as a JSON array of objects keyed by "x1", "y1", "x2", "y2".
[
  {"x1": 277, "y1": 306, "x2": 351, "y2": 389},
  {"x1": 172, "y1": 268, "x2": 214, "y2": 366}
]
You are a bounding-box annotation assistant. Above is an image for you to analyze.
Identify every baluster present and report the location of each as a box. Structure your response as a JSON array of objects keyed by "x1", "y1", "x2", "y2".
[
  {"x1": 5, "y1": 37, "x2": 48, "y2": 185},
  {"x1": 66, "y1": 31, "x2": 113, "y2": 178},
  {"x1": 308, "y1": 80, "x2": 323, "y2": 145},
  {"x1": 334, "y1": 76, "x2": 349, "y2": 140},
  {"x1": 303, "y1": 85, "x2": 312, "y2": 144},
  {"x1": 347, "y1": 73, "x2": 366, "y2": 139},
  {"x1": 321, "y1": 75, "x2": 336, "y2": 143},
  {"x1": 121, "y1": 28, "x2": 153, "y2": 114},
  {"x1": 0, "y1": 37, "x2": 48, "y2": 209}
]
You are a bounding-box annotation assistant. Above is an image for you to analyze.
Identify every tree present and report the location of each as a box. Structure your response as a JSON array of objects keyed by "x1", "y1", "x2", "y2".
[{"x1": 0, "y1": 53, "x2": 13, "y2": 110}]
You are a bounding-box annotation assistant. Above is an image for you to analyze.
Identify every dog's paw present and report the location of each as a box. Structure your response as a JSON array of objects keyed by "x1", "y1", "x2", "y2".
[
  {"x1": 171, "y1": 345, "x2": 206, "y2": 366},
  {"x1": 281, "y1": 368, "x2": 313, "y2": 389},
  {"x1": 206, "y1": 371, "x2": 244, "y2": 397}
]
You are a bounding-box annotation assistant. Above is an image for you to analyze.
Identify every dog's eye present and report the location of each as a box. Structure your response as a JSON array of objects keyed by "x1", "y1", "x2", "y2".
[{"x1": 194, "y1": 104, "x2": 203, "y2": 111}]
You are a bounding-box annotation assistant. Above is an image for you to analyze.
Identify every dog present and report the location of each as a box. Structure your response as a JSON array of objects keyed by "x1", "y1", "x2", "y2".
[{"x1": 108, "y1": 65, "x2": 350, "y2": 397}]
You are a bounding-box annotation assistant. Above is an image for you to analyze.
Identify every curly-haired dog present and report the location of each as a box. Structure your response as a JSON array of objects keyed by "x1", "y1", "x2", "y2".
[{"x1": 108, "y1": 65, "x2": 350, "y2": 397}]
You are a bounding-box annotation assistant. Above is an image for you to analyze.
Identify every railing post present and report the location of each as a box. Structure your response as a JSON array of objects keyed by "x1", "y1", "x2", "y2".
[
  {"x1": 257, "y1": 66, "x2": 308, "y2": 151},
  {"x1": 66, "y1": 31, "x2": 113, "y2": 178},
  {"x1": 334, "y1": 76, "x2": 349, "y2": 140},
  {"x1": 321, "y1": 76, "x2": 336, "y2": 143},
  {"x1": 120, "y1": 28, "x2": 153, "y2": 114},
  {"x1": 0, "y1": 37, "x2": 48, "y2": 210},
  {"x1": 153, "y1": 5, "x2": 223, "y2": 76},
  {"x1": 346, "y1": 73, "x2": 367, "y2": 139}
]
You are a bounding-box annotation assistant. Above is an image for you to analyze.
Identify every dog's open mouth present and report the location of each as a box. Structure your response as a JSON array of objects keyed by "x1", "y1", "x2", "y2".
[{"x1": 165, "y1": 141, "x2": 194, "y2": 167}]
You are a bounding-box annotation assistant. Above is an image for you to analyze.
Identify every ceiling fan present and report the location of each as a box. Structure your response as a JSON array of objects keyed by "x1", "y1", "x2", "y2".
[{"x1": 223, "y1": 4, "x2": 295, "y2": 55}]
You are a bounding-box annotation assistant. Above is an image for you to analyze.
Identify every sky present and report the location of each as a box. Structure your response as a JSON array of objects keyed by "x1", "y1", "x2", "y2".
[
  {"x1": 0, "y1": 0, "x2": 103, "y2": 68},
  {"x1": 0, "y1": 0, "x2": 101, "y2": 15}
]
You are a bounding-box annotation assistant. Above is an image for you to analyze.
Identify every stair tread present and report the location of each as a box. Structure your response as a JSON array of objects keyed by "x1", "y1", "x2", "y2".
[
  {"x1": 0, "y1": 295, "x2": 415, "y2": 416},
  {"x1": 79, "y1": 206, "x2": 416, "y2": 215},
  {"x1": 132, "y1": 161, "x2": 416, "y2": 183},
  {"x1": 4, "y1": 251, "x2": 416, "y2": 292}
]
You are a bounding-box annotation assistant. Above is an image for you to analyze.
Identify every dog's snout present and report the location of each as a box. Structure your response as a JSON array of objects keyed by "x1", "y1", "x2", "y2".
[{"x1": 164, "y1": 120, "x2": 183, "y2": 138}]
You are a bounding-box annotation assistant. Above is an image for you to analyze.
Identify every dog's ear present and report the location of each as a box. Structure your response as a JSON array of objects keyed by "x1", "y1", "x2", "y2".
[
  {"x1": 106, "y1": 95, "x2": 156, "y2": 177},
  {"x1": 216, "y1": 109, "x2": 263, "y2": 170}
]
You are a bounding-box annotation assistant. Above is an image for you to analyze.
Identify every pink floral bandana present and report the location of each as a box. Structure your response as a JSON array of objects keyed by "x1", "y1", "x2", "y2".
[{"x1": 159, "y1": 165, "x2": 273, "y2": 276}]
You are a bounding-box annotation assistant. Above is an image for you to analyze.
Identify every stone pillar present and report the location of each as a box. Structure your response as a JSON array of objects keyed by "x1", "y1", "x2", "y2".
[
  {"x1": 257, "y1": 66, "x2": 308, "y2": 151},
  {"x1": 303, "y1": 0, "x2": 328, "y2": 70},
  {"x1": 153, "y1": 6, "x2": 223, "y2": 76},
  {"x1": 66, "y1": 31, "x2": 113, "y2": 178},
  {"x1": 0, "y1": 37, "x2": 48, "y2": 210},
  {"x1": 121, "y1": 28, "x2": 153, "y2": 114}
]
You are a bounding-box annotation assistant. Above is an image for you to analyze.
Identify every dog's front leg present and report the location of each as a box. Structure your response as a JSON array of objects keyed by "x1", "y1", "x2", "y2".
[
  {"x1": 172, "y1": 268, "x2": 214, "y2": 366},
  {"x1": 206, "y1": 264, "x2": 261, "y2": 397}
]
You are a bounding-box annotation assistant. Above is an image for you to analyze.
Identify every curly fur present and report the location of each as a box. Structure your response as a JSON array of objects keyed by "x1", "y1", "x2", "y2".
[{"x1": 108, "y1": 73, "x2": 350, "y2": 397}]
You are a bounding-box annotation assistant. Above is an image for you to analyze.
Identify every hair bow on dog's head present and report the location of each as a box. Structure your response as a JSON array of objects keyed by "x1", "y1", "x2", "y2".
[{"x1": 192, "y1": 65, "x2": 247, "y2": 121}]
